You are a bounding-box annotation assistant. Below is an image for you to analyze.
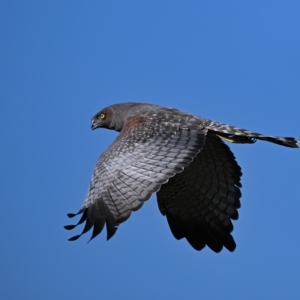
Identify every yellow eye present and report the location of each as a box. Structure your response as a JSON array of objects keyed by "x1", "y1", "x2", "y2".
[{"x1": 99, "y1": 113, "x2": 105, "y2": 119}]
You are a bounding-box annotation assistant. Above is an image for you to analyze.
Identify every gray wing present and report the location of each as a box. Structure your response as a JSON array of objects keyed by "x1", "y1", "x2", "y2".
[
  {"x1": 65, "y1": 116, "x2": 207, "y2": 241},
  {"x1": 157, "y1": 133, "x2": 242, "y2": 253}
]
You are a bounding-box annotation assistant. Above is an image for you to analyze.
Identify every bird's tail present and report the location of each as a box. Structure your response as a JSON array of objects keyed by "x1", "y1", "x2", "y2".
[{"x1": 206, "y1": 121, "x2": 299, "y2": 148}]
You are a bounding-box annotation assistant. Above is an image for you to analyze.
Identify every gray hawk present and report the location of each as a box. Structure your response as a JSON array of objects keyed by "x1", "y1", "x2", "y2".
[{"x1": 65, "y1": 102, "x2": 299, "y2": 253}]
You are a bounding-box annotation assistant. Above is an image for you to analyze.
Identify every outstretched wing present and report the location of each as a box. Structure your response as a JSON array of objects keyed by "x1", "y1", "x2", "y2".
[
  {"x1": 65, "y1": 116, "x2": 207, "y2": 241},
  {"x1": 157, "y1": 133, "x2": 242, "y2": 253}
]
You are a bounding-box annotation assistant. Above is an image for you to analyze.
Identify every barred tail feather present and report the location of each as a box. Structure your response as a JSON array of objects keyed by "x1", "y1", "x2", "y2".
[
  {"x1": 206, "y1": 121, "x2": 300, "y2": 148},
  {"x1": 255, "y1": 136, "x2": 299, "y2": 148}
]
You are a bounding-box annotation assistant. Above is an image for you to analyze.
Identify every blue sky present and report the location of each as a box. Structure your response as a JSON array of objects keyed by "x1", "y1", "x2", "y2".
[{"x1": 1, "y1": 1, "x2": 299, "y2": 299}]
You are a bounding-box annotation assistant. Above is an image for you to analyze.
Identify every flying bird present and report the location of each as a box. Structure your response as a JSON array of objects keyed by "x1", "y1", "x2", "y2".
[{"x1": 65, "y1": 102, "x2": 299, "y2": 253}]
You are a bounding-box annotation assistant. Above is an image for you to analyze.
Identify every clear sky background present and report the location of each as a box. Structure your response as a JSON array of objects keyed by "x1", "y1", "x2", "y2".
[{"x1": 1, "y1": 1, "x2": 300, "y2": 299}]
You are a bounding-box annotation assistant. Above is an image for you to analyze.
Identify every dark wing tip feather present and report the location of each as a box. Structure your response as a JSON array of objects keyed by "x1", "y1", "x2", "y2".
[
  {"x1": 68, "y1": 235, "x2": 81, "y2": 241},
  {"x1": 65, "y1": 199, "x2": 118, "y2": 242},
  {"x1": 106, "y1": 222, "x2": 118, "y2": 240},
  {"x1": 222, "y1": 235, "x2": 236, "y2": 252},
  {"x1": 67, "y1": 209, "x2": 84, "y2": 218},
  {"x1": 64, "y1": 210, "x2": 88, "y2": 231},
  {"x1": 67, "y1": 213, "x2": 77, "y2": 218},
  {"x1": 81, "y1": 219, "x2": 93, "y2": 235},
  {"x1": 193, "y1": 224, "x2": 224, "y2": 253},
  {"x1": 88, "y1": 219, "x2": 106, "y2": 243},
  {"x1": 64, "y1": 225, "x2": 76, "y2": 230},
  {"x1": 165, "y1": 213, "x2": 184, "y2": 240},
  {"x1": 235, "y1": 182, "x2": 242, "y2": 188},
  {"x1": 183, "y1": 226, "x2": 206, "y2": 251},
  {"x1": 230, "y1": 210, "x2": 239, "y2": 220}
]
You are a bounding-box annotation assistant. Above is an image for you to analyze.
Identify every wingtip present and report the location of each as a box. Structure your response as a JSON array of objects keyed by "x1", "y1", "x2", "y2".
[
  {"x1": 64, "y1": 225, "x2": 76, "y2": 230},
  {"x1": 68, "y1": 235, "x2": 81, "y2": 241},
  {"x1": 67, "y1": 213, "x2": 77, "y2": 218},
  {"x1": 67, "y1": 209, "x2": 84, "y2": 218},
  {"x1": 106, "y1": 224, "x2": 118, "y2": 240}
]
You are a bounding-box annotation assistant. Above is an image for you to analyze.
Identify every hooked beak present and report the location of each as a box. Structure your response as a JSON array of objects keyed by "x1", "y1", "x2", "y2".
[{"x1": 91, "y1": 118, "x2": 100, "y2": 130}]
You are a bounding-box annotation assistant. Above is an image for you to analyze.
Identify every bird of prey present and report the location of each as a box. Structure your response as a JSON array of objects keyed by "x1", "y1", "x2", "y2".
[{"x1": 65, "y1": 102, "x2": 299, "y2": 253}]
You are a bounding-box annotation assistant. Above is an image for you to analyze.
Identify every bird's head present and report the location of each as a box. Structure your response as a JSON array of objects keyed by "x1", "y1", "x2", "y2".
[
  {"x1": 91, "y1": 103, "x2": 143, "y2": 132},
  {"x1": 91, "y1": 107, "x2": 114, "y2": 130}
]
